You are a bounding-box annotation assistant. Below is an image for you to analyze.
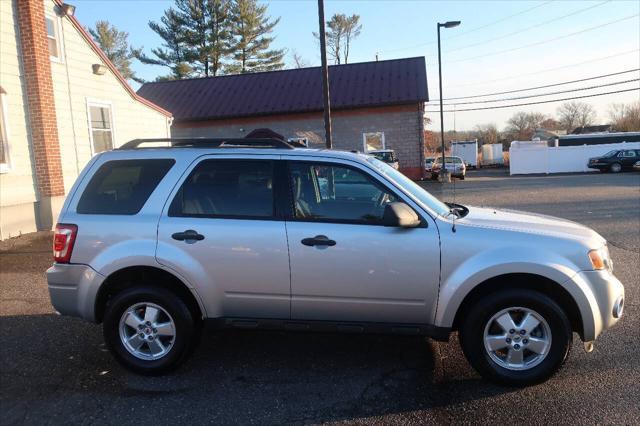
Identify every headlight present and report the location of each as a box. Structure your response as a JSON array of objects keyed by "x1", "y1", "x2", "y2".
[{"x1": 588, "y1": 246, "x2": 612, "y2": 271}]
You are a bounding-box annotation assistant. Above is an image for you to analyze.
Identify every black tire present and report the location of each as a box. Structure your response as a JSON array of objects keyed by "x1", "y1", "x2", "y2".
[
  {"x1": 431, "y1": 173, "x2": 438, "y2": 181},
  {"x1": 610, "y1": 162, "x2": 622, "y2": 173},
  {"x1": 460, "y1": 175, "x2": 465, "y2": 180},
  {"x1": 103, "y1": 286, "x2": 198, "y2": 375},
  {"x1": 459, "y1": 289, "x2": 572, "y2": 387}
]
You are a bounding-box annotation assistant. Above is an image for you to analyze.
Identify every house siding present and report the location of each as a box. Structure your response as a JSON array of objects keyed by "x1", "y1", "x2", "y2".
[
  {"x1": 173, "y1": 104, "x2": 425, "y2": 178},
  {"x1": 0, "y1": 0, "x2": 172, "y2": 239},
  {"x1": 43, "y1": 0, "x2": 170, "y2": 193},
  {"x1": 0, "y1": 0, "x2": 39, "y2": 237}
]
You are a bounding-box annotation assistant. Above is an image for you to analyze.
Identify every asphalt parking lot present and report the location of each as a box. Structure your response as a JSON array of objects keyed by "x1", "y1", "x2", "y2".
[{"x1": 1, "y1": 170, "x2": 639, "y2": 424}]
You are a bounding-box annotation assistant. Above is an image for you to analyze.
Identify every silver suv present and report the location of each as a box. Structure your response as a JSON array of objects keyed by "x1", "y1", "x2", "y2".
[{"x1": 47, "y1": 138, "x2": 624, "y2": 386}]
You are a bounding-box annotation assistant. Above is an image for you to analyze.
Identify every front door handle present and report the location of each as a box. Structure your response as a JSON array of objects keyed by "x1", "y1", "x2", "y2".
[
  {"x1": 172, "y1": 229, "x2": 205, "y2": 242},
  {"x1": 301, "y1": 235, "x2": 336, "y2": 247}
]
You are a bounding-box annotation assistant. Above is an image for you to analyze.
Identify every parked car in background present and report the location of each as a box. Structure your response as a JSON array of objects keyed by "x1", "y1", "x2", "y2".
[
  {"x1": 369, "y1": 149, "x2": 399, "y2": 170},
  {"x1": 425, "y1": 157, "x2": 435, "y2": 172},
  {"x1": 431, "y1": 156, "x2": 466, "y2": 180},
  {"x1": 47, "y1": 138, "x2": 624, "y2": 386},
  {"x1": 587, "y1": 149, "x2": 640, "y2": 173}
]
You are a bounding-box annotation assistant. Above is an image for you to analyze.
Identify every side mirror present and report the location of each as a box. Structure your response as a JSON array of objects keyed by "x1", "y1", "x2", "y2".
[{"x1": 382, "y1": 202, "x2": 421, "y2": 228}]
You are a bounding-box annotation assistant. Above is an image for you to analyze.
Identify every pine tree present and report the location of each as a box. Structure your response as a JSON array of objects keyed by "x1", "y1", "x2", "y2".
[
  {"x1": 137, "y1": 0, "x2": 233, "y2": 80},
  {"x1": 136, "y1": 8, "x2": 193, "y2": 80},
  {"x1": 89, "y1": 21, "x2": 142, "y2": 82},
  {"x1": 227, "y1": 0, "x2": 284, "y2": 73}
]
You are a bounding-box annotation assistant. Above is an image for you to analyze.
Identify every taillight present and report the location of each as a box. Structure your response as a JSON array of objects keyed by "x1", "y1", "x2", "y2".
[{"x1": 53, "y1": 224, "x2": 77, "y2": 263}]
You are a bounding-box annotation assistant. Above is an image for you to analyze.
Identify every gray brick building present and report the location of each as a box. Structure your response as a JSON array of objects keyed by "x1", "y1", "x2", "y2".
[{"x1": 138, "y1": 57, "x2": 429, "y2": 179}]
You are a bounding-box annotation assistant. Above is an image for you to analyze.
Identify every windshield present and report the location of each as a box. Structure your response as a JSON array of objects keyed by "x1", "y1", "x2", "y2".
[
  {"x1": 366, "y1": 157, "x2": 451, "y2": 217},
  {"x1": 372, "y1": 151, "x2": 397, "y2": 163},
  {"x1": 602, "y1": 150, "x2": 619, "y2": 158}
]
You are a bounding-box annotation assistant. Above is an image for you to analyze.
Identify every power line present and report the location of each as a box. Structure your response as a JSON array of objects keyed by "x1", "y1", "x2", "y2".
[
  {"x1": 377, "y1": 0, "x2": 552, "y2": 54},
  {"x1": 442, "y1": 49, "x2": 640, "y2": 89},
  {"x1": 425, "y1": 87, "x2": 640, "y2": 113},
  {"x1": 447, "y1": 1, "x2": 554, "y2": 41},
  {"x1": 445, "y1": 1, "x2": 611, "y2": 55},
  {"x1": 446, "y1": 14, "x2": 639, "y2": 64},
  {"x1": 427, "y1": 69, "x2": 640, "y2": 102},
  {"x1": 437, "y1": 79, "x2": 639, "y2": 106}
]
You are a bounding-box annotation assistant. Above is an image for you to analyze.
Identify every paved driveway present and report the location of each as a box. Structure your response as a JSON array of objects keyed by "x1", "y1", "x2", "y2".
[{"x1": 1, "y1": 171, "x2": 639, "y2": 424}]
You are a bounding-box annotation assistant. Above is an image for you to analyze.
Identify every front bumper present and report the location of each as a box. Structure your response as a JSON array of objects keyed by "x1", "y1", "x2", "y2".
[
  {"x1": 587, "y1": 163, "x2": 606, "y2": 170},
  {"x1": 47, "y1": 263, "x2": 105, "y2": 321},
  {"x1": 571, "y1": 270, "x2": 624, "y2": 341}
]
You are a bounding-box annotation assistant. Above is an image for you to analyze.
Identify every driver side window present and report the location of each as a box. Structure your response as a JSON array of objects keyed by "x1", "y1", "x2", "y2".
[{"x1": 289, "y1": 162, "x2": 397, "y2": 224}]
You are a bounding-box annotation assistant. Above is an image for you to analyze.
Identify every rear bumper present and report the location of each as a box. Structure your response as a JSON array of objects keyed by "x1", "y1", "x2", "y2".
[
  {"x1": 47, "y1": 263, "x2": 105, "y2": 321},
  {"x1": 571, "y1": 270, "x2": 624, "y2": 341}
]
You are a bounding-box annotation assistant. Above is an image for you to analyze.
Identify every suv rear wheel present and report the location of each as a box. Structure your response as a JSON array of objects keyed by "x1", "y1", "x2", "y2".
[
  {"x1": 459, "y1": 289, "x2": 572, "y2": 386},
  {"x1": 103, "y1": 286, "x2": 198, "y2": 375}
]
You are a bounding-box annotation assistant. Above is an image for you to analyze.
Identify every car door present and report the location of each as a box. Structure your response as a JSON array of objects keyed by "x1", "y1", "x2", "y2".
[
  {"x1": 156, "y1": 155, "x2": 291, "y2": 319},
  {"x1": 622, "y1": 150, "x2": 637, "y2": 168},
  {"x1": 285, "y1": 158, "x2": 441, "y2": 324}
]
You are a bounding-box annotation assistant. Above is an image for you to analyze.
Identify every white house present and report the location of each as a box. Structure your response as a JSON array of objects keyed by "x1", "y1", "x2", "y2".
[{"x1": 0, "y1": 0, "x2": 172, "y2": 239}]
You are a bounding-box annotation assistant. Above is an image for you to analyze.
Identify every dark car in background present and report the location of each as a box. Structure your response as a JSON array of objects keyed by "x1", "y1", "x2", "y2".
[{"x1": 587, "y1": 149, "x2": 640, "y2": 173}]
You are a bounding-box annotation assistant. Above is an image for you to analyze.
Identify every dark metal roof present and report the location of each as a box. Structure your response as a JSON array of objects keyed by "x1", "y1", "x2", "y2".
[{"x1": 137, "y1": 57, "x2": 428, "y2": 122}]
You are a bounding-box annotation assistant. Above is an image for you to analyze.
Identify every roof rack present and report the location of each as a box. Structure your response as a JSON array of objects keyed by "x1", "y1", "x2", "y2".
[{"x1": 118, "y1": 137, "x2": 295, "y2": 150}]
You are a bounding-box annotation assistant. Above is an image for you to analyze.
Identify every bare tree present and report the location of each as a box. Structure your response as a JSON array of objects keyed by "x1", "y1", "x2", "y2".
[
  {"x1": 313, "y1": 14, "x2": 362, "y2": 64},
  {"x1": 290, "y1": 49, "x2": 309, "y2": 68},
  {"x1": 505, "y1": 111, "x2": 546, "y2": 140},
  {"x1": 557, "y1": 101, "x2": 597, "y2": 132},
  {"x1": 475, "y1": 123, "x2": 500, "y2": 145},
  {"x1": 342, "y1": 14, "x2": 361, "y2": 64},
  {"x1": 609, "y1": 102, "x2": 640, "y2": 131}
]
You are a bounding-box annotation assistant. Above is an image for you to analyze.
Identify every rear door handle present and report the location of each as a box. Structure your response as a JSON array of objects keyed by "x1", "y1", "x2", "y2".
[
  {"x1": 172, "y1": 229, "x2": 205, "y2": 242},
  {"x1": 301, "y1": 235, "x2": 336, "y2": 247}
]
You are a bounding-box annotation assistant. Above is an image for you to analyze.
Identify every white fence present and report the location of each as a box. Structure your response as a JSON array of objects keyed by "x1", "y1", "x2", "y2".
[{"x1": 509, "y1": 141, "x2": 640, "y2": 175}]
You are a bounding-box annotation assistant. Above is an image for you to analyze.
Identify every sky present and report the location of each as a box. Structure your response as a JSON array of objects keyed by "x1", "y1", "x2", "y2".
[{"x1": 73, "y1": 0, "x2": 640, "y2": 131}]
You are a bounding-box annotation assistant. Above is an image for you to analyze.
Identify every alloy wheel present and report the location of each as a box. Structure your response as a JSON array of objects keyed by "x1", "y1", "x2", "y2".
[
  {"x1": 119, "y1": 302, "x2": 176, "y2": 361},
  {"x1": 483, "y1": 306, "x2": 552, "y2": 371}
]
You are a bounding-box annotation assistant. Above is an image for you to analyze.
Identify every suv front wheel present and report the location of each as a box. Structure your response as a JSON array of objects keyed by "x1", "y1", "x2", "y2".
[
  {"x1": 459, "y1": 289, "x2": 572, "y2": 386},
  {"x1": 103, "y1": 286, "x2": 198, "y2": 375}
]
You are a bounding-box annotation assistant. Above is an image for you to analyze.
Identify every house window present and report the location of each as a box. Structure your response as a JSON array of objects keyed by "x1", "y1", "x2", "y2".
[
  {"x1": 363, "y1": 132, "x2": 385, "y2": 152},
  {"x1": 45, "y1": 16, "x2": 62, "y2": 61},
  {"x1": 88, "y1": 102, "x2": 114, "y2": 153},
  {"x1": 0, "y1": 87, "x2": 10, "y2": 172}
]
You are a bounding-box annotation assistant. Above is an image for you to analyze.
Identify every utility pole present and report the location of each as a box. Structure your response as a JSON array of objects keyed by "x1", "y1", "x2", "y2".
[{"x1": 317, "y1": 0, "x2": 332, "y2": 149}]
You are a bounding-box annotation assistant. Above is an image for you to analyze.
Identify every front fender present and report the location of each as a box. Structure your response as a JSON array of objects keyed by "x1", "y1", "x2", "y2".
[{"x1": 435, "y1": 247, "x2": 599, "y2": 340}]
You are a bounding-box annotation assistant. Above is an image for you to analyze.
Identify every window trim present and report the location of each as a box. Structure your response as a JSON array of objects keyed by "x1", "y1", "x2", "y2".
[
  {"x1": 0, "y1": 88, "x2": 11, "y2": 173},
  {"x1": 362, "y1": 132, "x2": 386, "y2": 152},
  {"x1": 45, "y1": 14, "x2": 64, "y2": 63},
  {"x1": 168, "y1": 158, "x2": 284, "y2": 221},
  {"x1": 86, "y1": 99, "x2": 115, "y2": 155},
  {"x1": 283, "y1": 160, "x2": 426, "y2": 228}
]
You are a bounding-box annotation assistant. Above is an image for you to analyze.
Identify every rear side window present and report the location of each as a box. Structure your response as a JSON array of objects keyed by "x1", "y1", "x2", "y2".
[
  {"x1": 77, "y1": 159, "x2": 175, "y2": 215},
  {"x1": 169, "y1": 160, "x2": 274, "y2": 218}
]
